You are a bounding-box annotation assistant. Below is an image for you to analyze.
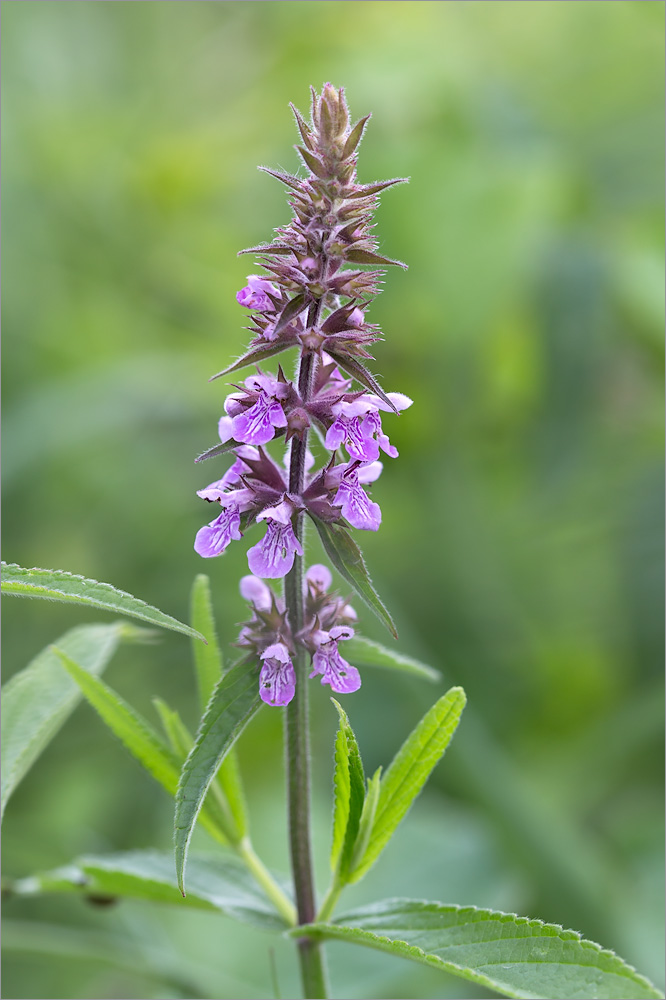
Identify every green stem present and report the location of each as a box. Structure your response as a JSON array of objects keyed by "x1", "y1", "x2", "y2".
[
  {"x1": 284, "y1": 344, "x2": 329, "y2": 999},
  {"x1": 316, "y1": 878, "x2": 343, "y2": 924},
  {"x1": 237, "y1": 837, "x2": 297, "y2": 927}
]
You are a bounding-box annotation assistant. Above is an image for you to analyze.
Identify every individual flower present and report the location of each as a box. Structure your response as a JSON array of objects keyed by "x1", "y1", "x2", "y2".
[
  {"x1": 332, "y1": 465, "x2": 382, "y2": 531},
  {"x1": 259, "y1": 642, "x2": 296, "y2": 706},
  {"x1": 194, "y1": 503, "x2": 242, "y2": 558},
  {"x1": 310, "y1": 625, "x2": 360, "y2": 694},
  {"x1": 231, "y1": 374, "x2": 290, "y2": 447},
  {"x1": 239, "y1": 574, "x2": 273, "y2": 611},
  {"x1": 236, "y1": 275, "x2": 277, "y2": 312},
  {"x1": 325, "y1": 392, "x2": 412, "y2": 463},
  {"x1": 304, "y1": 563, "x2": 332, "y2": 594},
  {"x1": 247, "y1": 499, "x2": 303, "y2": 578}
]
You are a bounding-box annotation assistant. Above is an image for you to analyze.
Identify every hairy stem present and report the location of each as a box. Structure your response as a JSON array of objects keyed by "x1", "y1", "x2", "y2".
[{"x1": 285, "y1": 342, "x2": 328, "y2": 997}]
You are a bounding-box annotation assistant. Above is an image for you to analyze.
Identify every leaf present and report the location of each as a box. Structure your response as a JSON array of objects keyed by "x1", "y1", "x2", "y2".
[
  {"x1": 194, "y1": 439, "x2": 240, "y2": 462},
  {"x1": 350, "y1": 687, "x2": 466, "y2": 881},
  {"x1": 345, "y1": 249, "x2": 408, "y2": 269},
  {"x1": 296, "y1": 146, "x2": 327, "y2": 178},
  {"x1": 1, "y1": 623, "x2": 125, "y2": 817},
  {"x1": 10, "y1": 850, "x2": 289, "y2": 931},
  {"x1": 296, "y1": 899, "x2": 664, "y2": 1000},
  {"x1": 189, "y1": 575, "x2": 248, "y2": 839},
  {"x1": 53, "y1": 649, "x2": 232, "y2": 845},
  {"x1": 238, "y1": 242, "x2": 293, "y2": 255},
  {"x1": 349, "y1": 767, "x2": 381, "y2": 877},
  {"x1": 257, "y1": 166, "x2": 305, "y2": 191},
  {"x1": 273, "y1": 292, "x2": 307, "y2": 338},
  {"x1": 1, "y1": 563, "x2": 204, "y2": 642},
  {"x1": 344, "y1": 636, "x2": 441, "y2": 683},
  {"x1": 207, "y1": 341, "x2": 297, "y2": 381},
  {"x1": 309, "y1": 517, "x2": 397, "y2": 639},
  {"x1": 342, "y1": 115, "x2": 371, "y2": 159},
  {"x1": 189, "y1": 575, "x2": 223, "y2": 711},
  {"x1": 330, "y1": 700, "x2": 366, "y2": 878},
  {"x1": 346, "y1": 178, "x2": 409, "y2": 198},
  {"x1": 174, "y1": 659, "x2": 262, "y2": 894},
  {"x1": 324, "y1": 351, "x2": 397, "y2": 413},
  {"x1": 153, "y1": 698, "x2": 192, "y2": 758}
]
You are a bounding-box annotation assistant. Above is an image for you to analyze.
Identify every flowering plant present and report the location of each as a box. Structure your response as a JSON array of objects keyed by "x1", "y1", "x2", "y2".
[{"x1": 1, "y1": 85, "x2": 662, "y2": 1000}]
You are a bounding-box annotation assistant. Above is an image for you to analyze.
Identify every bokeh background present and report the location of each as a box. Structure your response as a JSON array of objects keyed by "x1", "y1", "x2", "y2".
[{"x1": 2, "y1": 2, "x2": 664, "y2": 998}]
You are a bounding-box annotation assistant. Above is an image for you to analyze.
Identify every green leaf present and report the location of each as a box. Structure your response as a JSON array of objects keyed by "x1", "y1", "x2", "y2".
[
  {"x1": 174, "y1": 659, "x2": 262, "y2": 894},
  {"x1": 1, "y1": 623, "x2": 125, "y2": 818},
  {"x1": 10, "y1": 850, "x2": 289, "y2": 931},
  {"x1": 349, "y1": 767, "x2": 381, "y2": 877},
  {"x1": 309, "y1": 517, "x2": 397, "y2": 639},
  {"x1": 1, "y1": 563, "x2": 204, "y2": 642},
  {"x1": 330, "y1": 700, "x2": 366, "y2": 878},
  {"x1": 296, "y1": 900, "x2": 664, "y2": 1000},
  {"x1": 53, "y1": 649, "x2": 231, "y2": 845},
  {"x1": 350, "y1": 687, "x2": 466, "y2": 881},
  {"x1": 194, "y1": 439, "x2": 240, "y2": 462},
  {"x1": 189, "y1": 575, "x2": 248, "y2": 839},
  {"x1": 346, "y1": 249, "x2": 408, "y2": 269},
  {"x1": 153, "y1": 698, "x2": 192, "y2": 758},
  {"x1": 189, "y1": 575, "x2": 223, "y2": 711},
  {"x1": 344, "y1": 636, "x2": 441, "y2": 683}
]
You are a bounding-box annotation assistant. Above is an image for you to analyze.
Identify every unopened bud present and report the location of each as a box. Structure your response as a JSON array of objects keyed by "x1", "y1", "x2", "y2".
[{"x1": 287, "y1": 407, "x2": 311, "y2": 438}]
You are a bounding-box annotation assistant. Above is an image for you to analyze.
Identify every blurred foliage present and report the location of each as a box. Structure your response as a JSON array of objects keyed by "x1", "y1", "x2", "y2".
[{"x1": 2, "y1": 2, "x2": 664, "y2": 998}]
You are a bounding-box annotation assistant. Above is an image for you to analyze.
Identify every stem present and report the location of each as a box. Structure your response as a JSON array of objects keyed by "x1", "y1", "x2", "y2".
[
  {"x1": 316, "y1": 878, "x2": 343, "y2": 924},
  {"x1": 238, "y1": 837, "x2": 297, "y2": 927},
  {"x1": 284, "y1": 342, "x2": 329, "y2": 998}
]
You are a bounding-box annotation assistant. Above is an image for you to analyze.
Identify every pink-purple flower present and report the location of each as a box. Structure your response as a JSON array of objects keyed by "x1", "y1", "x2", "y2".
[
  {"x1": 231, "y1": 374, "x2": 290, "y2": 447},
  {"x1": 259, "y1": 642, "x2": 296, "y2": 706},
  {"x1": 236, "y1": 275, "x2": 277, "y2": 312},
  {"x1": 310, "y1": 625, "x2": 360, "y2": 694},
  {"x1": 247, "y1": 499, "x2": 303, "y2": 578}
]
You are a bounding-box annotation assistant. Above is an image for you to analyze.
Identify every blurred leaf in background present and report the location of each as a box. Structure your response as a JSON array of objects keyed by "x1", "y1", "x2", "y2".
[{"x1": 2, "y1": 2, "x2": 663, "y2": 998}]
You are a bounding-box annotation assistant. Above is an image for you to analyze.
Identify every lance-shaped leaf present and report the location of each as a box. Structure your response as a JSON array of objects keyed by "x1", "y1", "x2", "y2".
[
  {"x1": 189, "y1": 574, "x2": 223, "y2": 710},
  {"x1": 349, "y1": 687, "x2": 466, "y2": 882},
  {"x1": 296, "y1": 146, "x2": 327, "y2": 178},
  {"x1": 330, "y1": 700, "x2": 366, "y2": 880},
  {"x1": 54, "y1": 649, "x2": 234, "y2": 845},
  {"x1": 295, "y1": 900, "x2": 664, "y2": 1000},
  {"x1": 189, "y1": 574, "x2": 248, "y2": 839},
  {"x1": 346, "y1": 178, "x2": 409, "y2": 198},
  {"x1": 289, "y1": 102, "x2": 315, "y2": 151},
  {"x1": 10, "y1": 850, "x2": 289, "y2": 931},
  {"x1": 1, "y1": 564, "x2": 204, "y2": 642},
  {"x1": 257, "y1": 166, "x2": 304, "y2": 192},
  {"x1": 273, "y1": 292, "x2": 307, "y2": 338},
  {"x1": 346, "y1": 249, "x2": 408, "y2": 269},
  {"x1": 1, "y1": 623, "x2": 126, "y2": 817},
  {"x1": 324, "y1": 351, "x2": 397, "y2": 413},
  {"x1": 174, "y1": 659, "x2": 262, "y2": 894},
  {"x1": 238, "y1": 242, "x2": 293, "y2": 255},
  {"x1": 194, "y1": 440, "x2": 239, "y2": 462},
  {"x1": 208, "y1": 341, "x2": 297, "y2": 382},
  {"x1": 310, "y1": 517, "x2": 397, "y2": 639},
  {"x1": 348, "y1": 767, "x2": 381, "y2": 877},
  {"x1": 343, "y1": 636, "x2": 441, "y2": 684},
  {"x1": 342, "y1": 114, "x2": 371, "y2": 159}
]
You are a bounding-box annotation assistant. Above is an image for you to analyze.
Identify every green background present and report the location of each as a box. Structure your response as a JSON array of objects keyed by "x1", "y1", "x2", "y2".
[{"x1": 2, "y1": 2, "x2": 664, "y2": 998}]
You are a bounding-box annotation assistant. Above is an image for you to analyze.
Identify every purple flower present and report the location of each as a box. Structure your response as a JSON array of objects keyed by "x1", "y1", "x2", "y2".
[
  {"x1": 332, "y1": 465, "x2": 381, "y2": 531},
  {"x1": 325, "y1": 399, "x2": 379, "y2": 463},
  {"x1": 232, "y1": 375, "x2": 290, "y2": 446},
  {"x1": 247, "y1": 499, "x2": 303, "y2": 578},
  {"x1": 305, "y1": 564, "x2": 332, "y2": 593},
  {"x1": 236, "y1": 275, "x2": 277, "y2": 312},
  {"x1": 259, "y1": 642, "x2": 296, "y2": 706},
  {"x1": 310, "y1": 626, "x2": 360, "y2": 694},
  {"x1": 325, "y1": 393, "x2": 412, "y2": 464},
  {"x1": 239, "y1": 574, "x2": 272, "y2": 611},
  {"x1": 194, "y1": 504, "x2": 242, "y2": 558}
]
